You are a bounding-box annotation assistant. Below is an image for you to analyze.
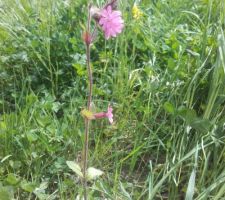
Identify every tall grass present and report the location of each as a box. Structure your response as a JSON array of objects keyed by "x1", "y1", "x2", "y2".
[{"x1": 0, "y1": 0, "x2": 225, "y2": 199}]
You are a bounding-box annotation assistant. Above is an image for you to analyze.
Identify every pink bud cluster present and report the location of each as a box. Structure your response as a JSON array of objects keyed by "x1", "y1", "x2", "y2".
[
  {"x1": 83, "y1": 0, "x2": 124, "y2": 43},
  {"x1": 82, "y1": 1, "x2": 124, "y2": 124}
]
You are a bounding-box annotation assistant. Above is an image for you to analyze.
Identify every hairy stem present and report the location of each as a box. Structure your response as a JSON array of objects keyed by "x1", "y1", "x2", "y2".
[{"x1": 83, "y1": 4, "x2": 92, "y2": 200}]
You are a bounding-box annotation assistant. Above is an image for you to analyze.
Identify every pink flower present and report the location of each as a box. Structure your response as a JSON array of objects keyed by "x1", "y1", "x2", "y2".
[
  {"x1": 93, "y1": 105, "x2": 114, "y2": 124},
  {"x1": 99, "y1": 5, "x2": 124, "y2": 39},
  {"x1": 106, "y1": 106, "x2": 113, "y2": 124}
]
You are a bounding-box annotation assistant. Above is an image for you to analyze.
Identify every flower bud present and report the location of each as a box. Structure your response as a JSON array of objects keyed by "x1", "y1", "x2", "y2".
[
  {"x1": 82, "y1": 31, "x2": 92, "y2": 45},
  {"x1": 104, "y1": 0, "x2": 118, "y2": 10},
  {"x1": 90, "y1": 6, "x2": 101, "y2": 21}
]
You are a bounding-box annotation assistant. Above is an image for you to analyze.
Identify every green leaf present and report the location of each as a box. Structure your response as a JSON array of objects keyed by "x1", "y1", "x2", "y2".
[
  {"x1": 36, "y1": 116, "x2": 51, "y2": 127},
  {"x1": 163, "y1": 102, "x2": 175, "y2": 114},
  {"x1": 34, "y1": 192, "x2": 50, "y2": 200},
  {"x1": 26, "y1": 131, "x2": 38, "y2": 142},
  {"x1": 0, "y1": 186, "x2": 13, "y2": 200},
  {"x1": 0, "y1": 122, "x2": 7, "y2": 129},
  {"x1": 167, "y1": 58, "x2": 176, "y2": 70},
  {"x1": 190, "y1": 118, "x2": 212, "y2": 133},
  {"x1": 5, "y1": 174, "x2": 20, "y2": 185},
  {"x1": 177, "y1": 107, "x2": 197, "y2": 124},
  {"x1": 33, "y1": 181, "x2": 49, "y2": 200},
  {"x1": 52, "y1": 102, "x2": 61, "y2": 113},
  {"x1": 73, "y1": 63, "x2": 86, "y2": 76},
  {"x1": 177, "y1": 107, "x2": 211, "y2": 132},
  {"x1": 66, "y1": 161, "x2": 83, "y2": 178},
  {"x1": 87, "y1": 167, "x2": 104, "y2": 181},
  {"x1": 9, "y1": 160, "x2": 21, "y2": 169},
  {"x1": 185, "y1": 169, "x2": 196, "y2": 200},
  {"x1": 20, "y1": 180, "x2": 37, "y2": 193}
]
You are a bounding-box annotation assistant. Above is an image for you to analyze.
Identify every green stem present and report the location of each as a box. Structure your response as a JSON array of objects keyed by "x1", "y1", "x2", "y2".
[{"x1": 83, "y1": 4, "x2": 92, "y2": 200}]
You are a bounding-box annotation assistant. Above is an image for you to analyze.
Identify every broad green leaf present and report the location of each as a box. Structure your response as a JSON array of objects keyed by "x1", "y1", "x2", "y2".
[
  {"x1": 9, "y1": 160, "x2": 21, "y2": 169},
  {"x1": 163, "y1": 102, "x2": 175, "y2": 114},
  {"x1": 5, "y1": 174, "x2": 20, "y2": 185},
  {"x1": 20, "y1": 180, "x2": 37, "y2": 193},
  {"x1": 0, "y1": 186, "x2": 13, "y2": 200},
  {"x1": 34, "y1": 192, "x2": 50, "y2": 200},
  {"x1": 87, "y1": 167, "x2": 104, "y2": 181},
  {"x1": 33, "y1": 182, "x2": 49, "y2": 200},
  {"x1": 0, "y1": 122, "x2": 6, "y2": 129},
  {"x1": 177, "y1": 107, "x2": 197, "y2": 124},
  {"x1": 73, "y1": 63, "x2": 86, "y2": 76},
  {"x1": 167, "y1": 58, "x2": 176, "y2": 70},
  {"x1": 190, "y1": 118, "x2": 212, "y2": 133},
  {"x1": 177, "y1": 106, "x2": 212, "y2": 132},
  {"x1": 66, "y1": 161, "x2": 83, "y2": 178}
]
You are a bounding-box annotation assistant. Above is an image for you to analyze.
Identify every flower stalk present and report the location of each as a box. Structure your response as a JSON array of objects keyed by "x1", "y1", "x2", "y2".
[
  {"x1": 81, "y1": 1, "x2": 123, "y2": 199},
  {"x1": 83, "y1": 4, "x2": 92, "y2": 200}
]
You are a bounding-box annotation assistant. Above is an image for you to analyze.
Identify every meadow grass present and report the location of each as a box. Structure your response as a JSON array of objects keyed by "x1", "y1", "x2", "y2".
[{"x1": 0, "y1": 0, "x2": 225, "y2": 199}]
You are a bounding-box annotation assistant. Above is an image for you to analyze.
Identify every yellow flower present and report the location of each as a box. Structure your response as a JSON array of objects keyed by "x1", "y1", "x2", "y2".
[{"x1": 132, "y1": 4, "x2": 143, "y2": 20}]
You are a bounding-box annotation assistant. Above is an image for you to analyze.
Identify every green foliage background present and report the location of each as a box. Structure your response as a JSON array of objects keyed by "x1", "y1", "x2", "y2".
[{"x1": 0, "y1": 0, "x2": 225, "y2": 199}]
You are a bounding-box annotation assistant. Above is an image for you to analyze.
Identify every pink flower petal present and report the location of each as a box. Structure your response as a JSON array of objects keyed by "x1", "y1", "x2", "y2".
[
  {"x1": 108, "y1": 117, "x2": 113, "y2": 124},
  {"x1": 111, "y1": 11, "x2": 121, "y2": 18},
  {"x1": 93, "y1": 105, "x2": 113, "y2": 124},
  {"x1": 107, "y1": 5, "x2": 112, "y2": 13},
  {"x1": 98, "y1": 5, "x2": 124, "y2": 39}
]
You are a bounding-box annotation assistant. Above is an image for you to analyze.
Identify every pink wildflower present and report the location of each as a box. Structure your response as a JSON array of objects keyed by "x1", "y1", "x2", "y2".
[
  {"x1": 99, "y1": 5, "x2": 124, "y2": 39},
  {"x1": 93, "y1": 105, "x2": 114, "y2": 124},
  {"x1": 106, "y1": 106, "x2": 113, "y2": 124}
]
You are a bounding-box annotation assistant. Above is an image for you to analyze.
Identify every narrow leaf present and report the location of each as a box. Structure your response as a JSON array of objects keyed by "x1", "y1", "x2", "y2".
[{"x1": 185, "y1": 169, "x2": 196, "y2": 200}]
